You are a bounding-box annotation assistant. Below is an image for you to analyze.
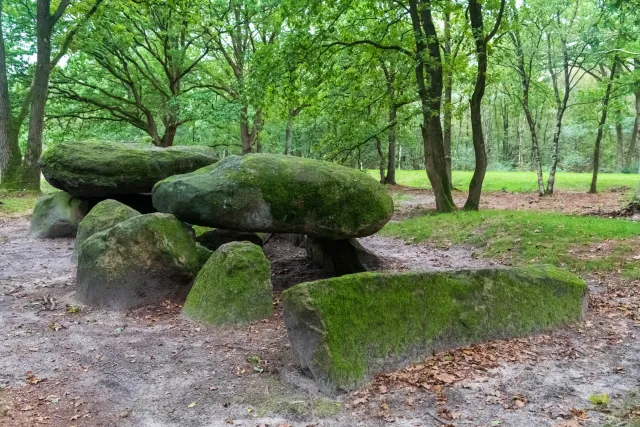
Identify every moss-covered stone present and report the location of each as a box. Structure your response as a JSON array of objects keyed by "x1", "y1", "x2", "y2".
[
  {"x1": 30, "y1": 191, "x2": 89, "y2": 238},
  {"x1": 152, "y1": 154, "x2": 394, "y2": 239},
  {"x1": 74, "y1": 199, "x2": 140, "y2": 256},
  {"x1": 76, "y1": 213, "x2": 201, "y2": 310},
  {"x1": 40, "y1": 140, "x2": 218, "y2": 197},
  {"x1": 195, "y1": 243, "x2": 213, "y2": 269},
  {"x1": 183, "y1": 241, "x2": 272, "y2": 325},
  {"x1": 283, "y1": 266, "x2": 588, "y2": 394}
]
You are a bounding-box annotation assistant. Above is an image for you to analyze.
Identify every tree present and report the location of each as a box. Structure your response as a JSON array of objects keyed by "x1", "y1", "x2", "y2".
[
  {"x1": 51, "y1": 0, "x2": 209, "y2": 147},
  {"x1": 464, "y1": 0, "x2": 505, "y2": 210},
  {"x1": 0, "y1": 0, "x2": 103, "y2": 191}
]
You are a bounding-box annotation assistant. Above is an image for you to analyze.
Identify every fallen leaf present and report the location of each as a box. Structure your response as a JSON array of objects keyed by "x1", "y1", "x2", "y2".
[{"x1": 188, "y1": 402, "x2": 196, "y2": 408}]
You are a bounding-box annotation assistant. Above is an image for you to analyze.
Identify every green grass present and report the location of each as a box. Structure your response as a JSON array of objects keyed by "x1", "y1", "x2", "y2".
[
  {"x1": 381, "y1": 210, "x2": 640, "y2": 278},
  {"x1": 368, "y1": 170, "x2": 640, "y2": 193},
  {"x1": 0, "y1": 181, "x2": 56, "y2": 216}
]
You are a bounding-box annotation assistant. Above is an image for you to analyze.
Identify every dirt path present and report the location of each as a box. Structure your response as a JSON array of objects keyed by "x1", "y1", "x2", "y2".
[{"x1": 2, "y1": 214, "x2": 640, "y2": 427}]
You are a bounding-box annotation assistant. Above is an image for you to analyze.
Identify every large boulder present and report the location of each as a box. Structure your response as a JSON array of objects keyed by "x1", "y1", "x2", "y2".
[
  {"x1": 40, "y1": 141, "x2": 218, "y2": 197},
  {"x1": 74, "y1": 200, "x2": 140, "y2": 256},
  {"x1": 183, "y1": 242, "x2": 272, "y2": 325},
  {"x1": 76, "y1": 213, "x2": 201, "y2": 310},
  {"x1": 30, "y1": 191, "x2": 89, "y2": 238},
  {"x1": 152, "y1": 154, "x2": 394, "y2": 240},
  {"x1": 283, "y1": 266, "x2": 588, "y2": 394},
  {"x1": 196, "y1": 228, "x2": 264, "y2": 251}
]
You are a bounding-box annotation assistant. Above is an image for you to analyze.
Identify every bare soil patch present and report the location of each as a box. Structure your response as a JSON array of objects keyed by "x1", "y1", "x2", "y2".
[
  {"x1": 391, "y1": 186, "x2": 628, "y2": 218},
  {"x1": 2, "y1": 215, "x2": 640, "y2": 426}
]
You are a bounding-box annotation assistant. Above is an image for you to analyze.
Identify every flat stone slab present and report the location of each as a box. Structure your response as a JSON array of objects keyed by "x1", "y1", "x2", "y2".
[
  {"x1": 152, "y1": 154, "x2": 394, "y2": 240},
  {"x1": 40, "y1": 141, "x2": 218, "y2": 197},
  {"x1": 283, "y1": 266, "x2": 588, "y2": 394}
]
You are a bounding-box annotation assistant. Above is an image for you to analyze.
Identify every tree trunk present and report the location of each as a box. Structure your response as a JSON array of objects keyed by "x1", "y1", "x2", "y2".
[
  {"x1": 502, "y1": 103, "x2": 509, "y2": 161},
  {"x1": 442, "y1": 9, "x2": 453, "y2": 188},
  {"x1": 375, "y1": 136, "x2": 385, "y2": 184},
  {"x1": 408, "y1": 0, "x2": 455, "y2": 213},
  {"x1": 384, "y1": 103, "x2": 397, "y2": 185},
  {"x1": 464, "y1": 0, "x2": 490, "y2": 210},
  {"x1": 0, "y1": 0, "x2": 23, "y2": 191},
  {"x1": 626, "y1": 86, "x2": 640, "y2": 170},
  {"x1": 240, "y1": 108, "x2": 252, "y2": 154},
  {"x1": 22, "y1": 0, "x2": 56, "y2": 191},
  {"x1": 590, "y1": 58, "x2": 618, "y2": 194},
  {"x1": 284, "y1": 109, "x2": 294, "y2": 155},
  {"x1": 616, "y1": 122, "x2": 623, "y2": 172}
]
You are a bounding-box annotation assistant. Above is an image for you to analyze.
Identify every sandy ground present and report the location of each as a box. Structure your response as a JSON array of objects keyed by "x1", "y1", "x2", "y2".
[{"x1": 1, "y1": 191, "x2": 639, "y2": 426}]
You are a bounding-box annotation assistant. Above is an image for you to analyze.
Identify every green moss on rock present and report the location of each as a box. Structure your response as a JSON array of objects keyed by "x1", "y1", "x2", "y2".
[
  {"x1": 183, "y1": 241, "x2": 272, "y2": 325},
  {"x1": 282, "y1": 266, "x2": 588, "y2": 393},
  {"x1": 74, "y1": 199, "x2": 140, "y2": 256},
  {"x1": 40, "y1": 140, "x2": 218, "y2": 197},
  {"x1": 29, "y1": 191, "x2": 88, "y2": 238},
  {"x1": 152, "y1": 154, "x2": 394, "y2": 239},
  {"x1": 76, "y1": 213, "x2": 201, "y2": 310}
]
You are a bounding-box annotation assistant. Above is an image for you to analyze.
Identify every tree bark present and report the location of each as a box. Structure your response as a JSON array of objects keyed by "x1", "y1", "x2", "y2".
[
  {"x1": 408, "y1": 0, "x2": 455, "y2": 213},
  {"x1": 0, "y1": 0, "x2": 23, "y2": 191},
  {"x1": 590, "y1": 58, "x2": 618, "y2": 194},
  {"x1": 21, "y1": 0, "x2": 56, "y2": 191},
  {"x1": 510, "y1": 16, "x2": 545, "y2": 196},
  {"x1": 616, "y1": 122, "x2": 623, "y2": 172},
  {"x1": 626, "y1": 84, "x2": 640, "y2": 170},
  {"x1": 442, "y1": 9, "x2": 453, "y2": 188},
  {"x1": 465, "y1": 0, "x2": 505, "y2": 210},
  {"x1": 385, "y1": 102, "x2": 397, "y2": 185},
  {"x1": 375, "y1": 136, "x2": 385, "y2": 184}
]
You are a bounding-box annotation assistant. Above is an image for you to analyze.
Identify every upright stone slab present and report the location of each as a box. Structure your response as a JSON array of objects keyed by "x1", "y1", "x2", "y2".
[
  {"x1": 30, "y1": 191, "x2": 89, "y2": 238},
  {"x1": 75, "y1": 199, "x2": 140, "y2": 256},
  {"x1": 183, "y1": 242, "x2": 272, "y2": 325},
  {"x1": 283, "y1": 266, "x2": 588, "y2": 394},
  {"x1": 76, "y1": 213, "x2": 201, "y2": 310},
  {"x1": 40, "y1": 141, "x2": 218, "y2": 197},
  {"x1": 152, "y1": 154, "x2": 394, "y2": 240}
]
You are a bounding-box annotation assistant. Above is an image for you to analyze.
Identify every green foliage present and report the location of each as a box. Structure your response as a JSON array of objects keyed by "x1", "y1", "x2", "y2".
[{"x1": 590, "y1": 393, "x2": 611, "y2": 406}]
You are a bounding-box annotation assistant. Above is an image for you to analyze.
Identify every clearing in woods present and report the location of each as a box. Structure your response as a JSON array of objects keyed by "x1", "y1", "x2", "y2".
[{"x1": 1, "y1": 178, "x2": 639, "y2": 426}]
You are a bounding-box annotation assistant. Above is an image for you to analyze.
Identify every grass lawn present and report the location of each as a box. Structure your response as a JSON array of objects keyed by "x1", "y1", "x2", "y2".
[
  {"x1": 368, "y1": 170, "x2": 640, "y2": 193},
  {"x1": 0, "y1": 181, "x2": 56, "y2": 216},
  {"x1": 381, "y1": 209, "x2": 640, "y2": 278}
]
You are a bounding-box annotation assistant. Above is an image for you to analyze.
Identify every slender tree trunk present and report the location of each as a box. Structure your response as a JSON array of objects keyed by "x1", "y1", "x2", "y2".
[
  {"x1": 240, "y1": 105, "x2": 252, "y2": 154},
  {"x1": 376, "y1": 136, "x2": 385, "y2": 184},
  {"x1": 616, "y1": 122, "x2": 623, "y2": 172},
  {"x1": 284, "y1": 109, "x2": 294, "y2": 155},
  {"x1": 502, "y1": 103, "x2": 509, "y2": 161},
  {"x1": 408, "y1": 0, "x2": 455, "y2": 212},
  {"x1": 385, "y1": 103, "x2": 397, "y2": 185},
  {"x1": 443, "y1": 9, "x2": 453, "y2": 188},
  {"x1": 590, "y1": 58, "x2": 617, "y2": 194},
  {"x1": 465, "y1": 0, "x2": 496, "y2": 210},
  {"x1": 626, "y1": 87, "x2": 640, "y2": 170}
]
